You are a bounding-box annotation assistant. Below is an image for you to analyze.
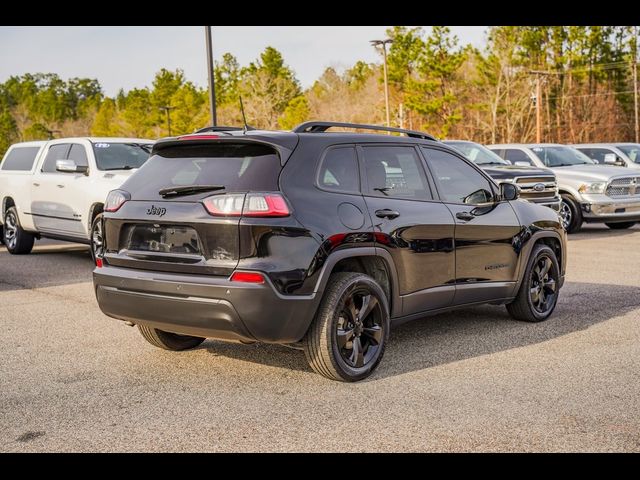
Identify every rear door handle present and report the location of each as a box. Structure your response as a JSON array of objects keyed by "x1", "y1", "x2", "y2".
[
  {"x1": 32, "y1": 182, "x2": 40, "y2": 187},
  {"x1": 375, "y1": 209, "x2": 400, "y2": 220},
  {"x1": 456, "y1": 211, "x2": 475, "y2": 221},
  {"x1": 57, "y1": 184, "x2": 65, "y2": 188}
]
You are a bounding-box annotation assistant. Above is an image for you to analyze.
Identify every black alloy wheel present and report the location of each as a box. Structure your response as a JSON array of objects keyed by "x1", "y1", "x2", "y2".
[
  {"x1": 336, "y1": 288, "x2": 384, "y2": 368},
  {"x1": 529, "y1": 254, "x2": 558, "y2": 315}
]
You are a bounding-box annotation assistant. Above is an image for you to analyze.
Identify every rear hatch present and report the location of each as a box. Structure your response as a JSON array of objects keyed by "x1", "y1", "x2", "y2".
[{"x1": 103, "y1": 142, "x2": 283, "y2": 276}]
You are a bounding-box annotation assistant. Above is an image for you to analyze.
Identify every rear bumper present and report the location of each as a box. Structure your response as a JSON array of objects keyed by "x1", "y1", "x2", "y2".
[{"x1": 93, "y1": 266, "x2": 318, "y2": 343}]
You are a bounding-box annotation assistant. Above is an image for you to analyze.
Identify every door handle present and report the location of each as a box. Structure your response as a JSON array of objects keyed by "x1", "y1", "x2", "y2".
[
  {"x1": 375, "y1": 209, "x2": 400, "y2": 220},
  {"x1": 32, "y1": 182, "x2": 40, "y2": 187},
  {"x1": 57, "y1": 184, "x2": 65, "y2": 188},
  {"x1": 456, "y1": 211, "x2": 475, "y2": 221}
]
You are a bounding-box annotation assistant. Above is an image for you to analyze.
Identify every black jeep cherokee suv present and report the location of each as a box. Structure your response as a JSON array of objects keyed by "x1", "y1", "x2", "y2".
[{"x1": 93, "y1": 121, "x2": 566, "y2": 382}]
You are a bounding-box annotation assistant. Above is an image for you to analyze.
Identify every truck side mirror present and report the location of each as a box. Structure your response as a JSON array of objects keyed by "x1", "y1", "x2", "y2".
[{"x1": 56, "y1": 159, "x2": 89, "y2": 175}]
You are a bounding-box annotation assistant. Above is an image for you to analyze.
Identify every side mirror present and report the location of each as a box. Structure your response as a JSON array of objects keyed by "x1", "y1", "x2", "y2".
[
  {"x1": 514, "y1": 161, "x2": 530, "y2": 167},
  {"x1": 500, "y1": 182, "x2": 519, "y2": 201},
  {"x1": 56, "y1": 159, "x2": 88, "y2": 175}
]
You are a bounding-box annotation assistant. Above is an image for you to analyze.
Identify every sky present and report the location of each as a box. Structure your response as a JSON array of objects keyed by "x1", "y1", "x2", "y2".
[{"x1": 0, "y1": 26, "x2": 488, "y2": 97}]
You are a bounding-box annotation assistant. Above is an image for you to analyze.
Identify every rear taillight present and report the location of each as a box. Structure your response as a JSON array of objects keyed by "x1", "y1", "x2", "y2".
[
  {"x1": 104, "y1": 190, "x2": 130, "y2": 212},
  {"x1": 230, "y1": 271, "x2": 265, "y2": 283},
  {"x1": 202, "y1": 193, "x2": 290, "y2": 217}
]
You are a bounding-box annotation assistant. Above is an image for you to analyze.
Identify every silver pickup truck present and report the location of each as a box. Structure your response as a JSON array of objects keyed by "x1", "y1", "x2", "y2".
[{"x1": 489, "y1": 143, "x2": 640, "y2": 233}]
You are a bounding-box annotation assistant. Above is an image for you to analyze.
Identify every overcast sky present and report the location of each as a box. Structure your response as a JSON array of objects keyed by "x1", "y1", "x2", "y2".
[{"x1": 0, "y1": 26, "x2": 488, "y2": 96}]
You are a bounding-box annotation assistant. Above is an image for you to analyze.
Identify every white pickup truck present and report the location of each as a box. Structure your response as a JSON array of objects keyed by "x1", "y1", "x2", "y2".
[{"x1": 0, "y1": 137, "x2": 154, "y2": 260}]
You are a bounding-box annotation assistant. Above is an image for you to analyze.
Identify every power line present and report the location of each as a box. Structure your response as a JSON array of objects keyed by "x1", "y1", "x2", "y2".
[{"x1": 546, "y1": 89, "x2": 635, "y2": 100}]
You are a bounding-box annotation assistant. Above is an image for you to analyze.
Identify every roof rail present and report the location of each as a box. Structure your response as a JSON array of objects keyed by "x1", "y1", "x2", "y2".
[
  {"x1": 292, "y1": 121, "x2": 437, "y2": 141},
  {"x1": 195, "y1": 125, "x2": 255, "y2": 134}
]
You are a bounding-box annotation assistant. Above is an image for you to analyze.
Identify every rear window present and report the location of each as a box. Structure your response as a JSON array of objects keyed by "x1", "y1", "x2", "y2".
[
  {"x1": 123, "y1": 143, "x2": 282, "y2": 199},
  {"x1": 1, "y1": 146, "x2": 41, "y2": 171}
]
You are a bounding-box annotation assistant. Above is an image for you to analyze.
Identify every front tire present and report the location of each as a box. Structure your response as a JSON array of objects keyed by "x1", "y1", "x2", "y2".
[
  {"x1": 605, "y1": 222, "x2": 635, "y2": 230},
  {"x1": 507, "y1": 244, "x2": 560, "y2": 322},
  {"x1": 3, "y1": 207, "x2": 34, "y2": 254},
  {"x1": 303, "y1": 272, "x2": 390, "y2": 382},
  {"x1": 137, "y1": 325, "x2": 205, "y2": 351},
  {"x1": 560, "y1": 194, "x2": 582, "y2": 233}
]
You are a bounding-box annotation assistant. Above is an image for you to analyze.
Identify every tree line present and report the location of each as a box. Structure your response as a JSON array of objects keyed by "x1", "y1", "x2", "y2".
[{"x1": 1, "y1": 26, "x2": 639, "y2": 157}]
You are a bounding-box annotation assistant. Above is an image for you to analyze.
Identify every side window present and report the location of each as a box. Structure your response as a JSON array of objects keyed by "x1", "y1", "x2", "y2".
[
  {"x1": 423, "y1": 148, "x2": 495, "y2": 205},
  {"x1": 0, "y1": 147, "x2": 41, "y2": 171},
  {"x1": 317, "y1": 147, "x2": 359, "y2": 193},
  {"x1": 68, "y1": 144, "x2": 89, "y2": 167},
  {"x1": 362, "y1": 146, "x2": 432, "y2": 200},
  {"x1": 503, "y1": 149, "x2": 533, "y2": 165},
  {"x1": 41, "y1": 144, "x2": 71, "y2": 173}
]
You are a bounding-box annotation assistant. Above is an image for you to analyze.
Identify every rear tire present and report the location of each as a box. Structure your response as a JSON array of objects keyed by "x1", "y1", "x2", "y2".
[
  {"x1": 303, "y1": 272, "x2": 389, "y2": 382},
  {"x1": 605, "y1": 222, "x2": 635, "y2": 230},
  {"x1": 90, "y1": 213, "x2": 104, "y2": 264},
  {"x1": 137, "y1": 325, "x2": 205, "y2": 351},
  {"x1": 3, "y1": 207, "x2": 34, "y2": 254},
  {"x1": 507, "y1": 244, "x2": 560, "y2": 323},
  {"x1": 560, "y1": 194, "x2": 582, "y2": 233}
]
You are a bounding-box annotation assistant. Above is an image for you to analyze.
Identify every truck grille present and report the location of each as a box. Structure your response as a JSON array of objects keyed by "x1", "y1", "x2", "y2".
[
  {"x1": 606, "y1": 176, "x2": 640, "y2": 197},
  {"x1": 515, "y1": 176, "x2": 557, "y2": 201}
]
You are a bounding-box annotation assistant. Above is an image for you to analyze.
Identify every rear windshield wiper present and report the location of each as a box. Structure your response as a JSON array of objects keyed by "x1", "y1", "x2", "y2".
[{"x1": 159, "y1": 185, "x2": 226, "y2": 198}]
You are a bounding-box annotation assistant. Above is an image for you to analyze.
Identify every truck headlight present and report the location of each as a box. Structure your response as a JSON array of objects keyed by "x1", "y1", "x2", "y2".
[{"x1": 578, "y1": 182, "x2": 606, "y2": 194}]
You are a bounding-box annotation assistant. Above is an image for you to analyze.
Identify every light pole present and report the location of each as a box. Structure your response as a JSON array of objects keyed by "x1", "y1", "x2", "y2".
[
  {"x1": 205, "y1": 26, "x2": 217, "y2": 127},
  {"x1": 159, "y1": 106, "x2": 175, "y2": 136},
  {"x1": 370, "y1": 38, "x2": 393, "y2": 128}
]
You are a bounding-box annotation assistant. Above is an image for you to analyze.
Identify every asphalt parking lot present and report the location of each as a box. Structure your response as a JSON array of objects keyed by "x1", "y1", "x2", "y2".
[{"x1": 1, "y1": 226, "x2": 639, "y2": 452}]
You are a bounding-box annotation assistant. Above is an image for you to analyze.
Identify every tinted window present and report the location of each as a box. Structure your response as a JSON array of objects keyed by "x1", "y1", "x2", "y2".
[
  {"x1": 123, "y1": 143, "x2": 282, "y2": 200},
  {"x1": 68, "y1": 144, "x2": 89, "y2": 167},
  {"x1": 41, "y1": 144, "x2": 71, "y2": 173},
  {"x1": 615, "y1": 144, "x2": 640, "y2": 163},
  {"x1": 92, "y1": 142, "x2": 152, "y2": 170},
  {"x1": 1, "y1": 146, "x2": 40, "y2": 171},
  {"x1": 318, "y1": 147, "x2": 359, "y2": 193},
  {"x1": 423, "y1": 148, "x2": 495, "y2": 205},
  {"x1": 362, "y1": 146, "x2": 431, "y2": 200},
  {"x1": 502, "y1": 149, "x2": 533, "y2": 165}
]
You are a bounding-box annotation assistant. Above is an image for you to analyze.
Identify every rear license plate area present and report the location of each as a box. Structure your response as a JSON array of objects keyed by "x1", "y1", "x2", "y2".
[{"x1": 126, "y1": 224, "x2": 201, "y2": 254}]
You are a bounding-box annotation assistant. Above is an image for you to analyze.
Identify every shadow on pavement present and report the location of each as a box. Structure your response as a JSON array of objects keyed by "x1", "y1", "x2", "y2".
[
  {"x1": 569, "y1": 224, "x2": 638, "y2": 241},
  {"x1": 201, "y1": 281, "x2": 640, "y2": 380}
]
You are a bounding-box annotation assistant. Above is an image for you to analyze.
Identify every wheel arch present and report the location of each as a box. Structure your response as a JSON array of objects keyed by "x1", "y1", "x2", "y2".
[
  {"x1": 312, "y1": 247, "x2": 402, "y2": 318},
  {"x1": 513, "y1": 231, "x2": 565, "y2": 295}
]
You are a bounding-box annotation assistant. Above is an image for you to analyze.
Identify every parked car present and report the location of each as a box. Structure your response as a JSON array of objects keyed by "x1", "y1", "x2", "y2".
[
  {"x1": 93, "y1": 122, "x2": 566, "y2": 382},
  {"x1": 444, "y1": 140, "x2": 560, "y2": 211},
  {"x1": 573, "y1": 143, "x2": 640, "y2": 169},
  {"x1": 0, "y1": 137, "x2": 154, "y2": 259},
  {"x1": 489, "y1": 143, "x2": 640, "y2": 233}
]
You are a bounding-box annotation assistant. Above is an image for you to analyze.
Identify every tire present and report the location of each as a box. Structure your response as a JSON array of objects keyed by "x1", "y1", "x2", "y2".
[
  {"x1": 303, "y1": 272, "x2": 390, "y2": 382},
  {"x1": 605, "y1": 222, "x2": 636, "y2": 230},
  {"x1": 3, "y1": 207, "x2": 34, "y2": 254},
  {"x1": 560, "y1": 194, "x2": 582, "y2": 233},
  {"x1": 507, "y1": 244, "x2": 560, "y2": 323},
  {"x1": 137, "y1": 324, "x2": 205, "y2": 351},
  {"x1": 0, "y1": 225, "x2": 3, "y2": 245},
  {"x1": 90, "y1": 213, "x2": 104, "y2": 264}
]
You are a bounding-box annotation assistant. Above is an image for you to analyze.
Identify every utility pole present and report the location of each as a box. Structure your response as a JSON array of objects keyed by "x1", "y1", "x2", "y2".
[
  {"x1": 370, "y1": 38, "x2": 393, "y2": 128},
  {"x1": 535, "y1": 75, "x2": 542, "y2": 143},
  {"x1": 205, "y1": 26, "x2": 217, "y2": 126},
  {"x1": 159, "y1": 106, "x2": 175, "y2": 136}
]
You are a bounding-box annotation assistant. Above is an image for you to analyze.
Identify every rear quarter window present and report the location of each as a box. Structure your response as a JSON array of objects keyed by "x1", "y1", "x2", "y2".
[
  {"x1": 122, "y1": 143, "x2": 282, "y2": 200},
  {"x1": 1, "y1": 146, "x2": 41, "y2": 171},
  {"x1": 317, "y1": 146, "x2": 359, "y2": 193}
]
